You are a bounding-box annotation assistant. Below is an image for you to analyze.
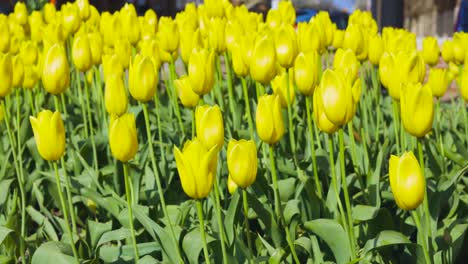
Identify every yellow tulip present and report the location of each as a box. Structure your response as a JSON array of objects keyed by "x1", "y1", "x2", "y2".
[
  {"x1": 452, "y1": 32, "x2": 467, "y2": 64},
  {"x1": 297, "y1": 22, "x2": 321, "y2": 54},
  {"x1": 120, "y1": 3, "x2": 140, "y2": 45},
  {"x1": 28, "y1": 11, "x2": 44, "y2": 44},
  {"x1": 76, "y1": 0, "x2": 90, "y2": 20},
  {"x1": 72, "y1": 34, "x2": 92, "y2": 72},
  {"x1": 448, "y1": 62, "x2": 459, "y2": 81},
  {"x1": 42, "y1": 44, "x2": 70, "y2": 95},
  {"x1": 42, "y1": 20, "x2": 66, "y2": 47},
  {"x1": 139, "y1": 39, "x2": 161, "y2": 68},
  {"x1": 0, "y1": 15, "x2": 9, "y2": 53},
  {"x1": 294, "y1": 52, "x2": 319, "y2": 96},
  {"x1": 129, "y1": 54, "x2": 158, "y2": 102},
  {"x1": 188, "y1": 48, "x2": 215, "y2": 95},
  {"x1": 250, "y1": 35, "x2": 277, "y2": 84},
  {"x1": 256, "y1": 94, "x2": 285, "y2": 145},
  {"x1": 156, "y1": 17, "x2": 179, "y2": 62},
  {"x1": 89, "y1": 31, "x2": 103, "y2": 65},
  {"x1": 400, "y1": 82, "x2": 433, "y2": 138},
  {"x1": 62, "y1": 3, "x2": 81, "y2": 36},
  {"x1": 30, "y1": 110, "x2": 66, "y2": 161},
  {"x1": 311, "y1": 11, "x2": 334, "y2": 47},
  {"x1": 208, "y1": 17, "x2": 227, "y2": 53},
  {"x1": 0, "y1": 53, "x2": 13, "y2": 98},
  {"x1": 319, "y1": 69, "x2": 361, "y2": 126},
  {"x1": 379, "y1": 52, "x2": 393, "y2": 90},
  {"x1": 12, "y1": 55, "x2": 24, "y2": 88},
  {"x1": 332, "y1": 28, "x2": 344, "y2": 49},
  {"x1": 343, "y1": 24, "x2": 367, "y2": 60},
  {"x1": 227, "y1": 139, "x2": 257, "y2": 189},
  {"x1": 225, "y1": 19, "x2": 243, "y2": 53},
  {"x1": 271, "y1": 70, "x2": 295, "y2": 108},
  {"x1": 231, "y1": 43, "x2": 249, "y2": 77},
  {"x1": 422, "y1": 36, "x2": 439, "y2": 66},
  {"x1": 196, "y1": 104, "x2": 224, "y2": 150},
  {"x1": 204, "y1": 0, "x2": 225, "y2": 18},
  {"x1": 43, "y1": 3, "x2": 56, "y2": 24},
  {"x1": 441, "y1": 40, "x2": 454, "y2": 63},
  {"x1": 313, "y1": 85, "x2": 339, "y2": 134},
  {"x1": 0, "y1": 105, "x2": 3, "y2": 121},
  {"x1": 114, "y1": 38, "x2": 131, "y2": 69},
  {"x1": 105, "y1": 75, "x2": 128, "y2": 116},
  {"x1": 179, "y1": 26, "x2": 203, "y2": 64},
  {"x1": 426, "y1": 68, "x2": 449, "y2": 98},
  {"x1": 389, "y1": 152, "x2": 425, "y2": 210},
  {"x1": 109, "y1": 113, "x2": 139, "y2": 162},
  {"x1": 278, "y1": 1, "x2": 296, "y2": 26},
  {"x1": 174, "y1": 137, "x2": 218, "y2": 199},
  {"x1": 368, "y1": 34, "x2": 383, "y2": 66},
  {"x1": 20, "y1": 41, "x2": 39, "y2": 66},
  {"x1": 14, "y1": 2, "x2": 28, "y2": 25},
  {"x1": 461, "y1": 68, "x2": 468, "y2": 102},
  {"x1": 388, "y1": 51, "x2": 425, "y2": 100},
  {"x1": 22, "y1": 65, "x2": 40, "y2": 90},
  {"x1": 175, "y1": 76, "x2": 200, "y2": 108},
  {"x1": 274, "y1": 24, "x2": 298, "y2": 68},
  {"x1": 102, "y1": 54, "x2": 124, "y2": 81},
  {"x1": 227, "y1": 174, "x2": 238, "y2": 195},
  {"x1": 333, "y1": 48, "x2": 360, "y2": 84}
]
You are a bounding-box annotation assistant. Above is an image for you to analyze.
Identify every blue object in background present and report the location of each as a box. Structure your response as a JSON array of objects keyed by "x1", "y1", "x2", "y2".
[{"x1": 456, "y1": 0, "x2": 468, "y2": 32}]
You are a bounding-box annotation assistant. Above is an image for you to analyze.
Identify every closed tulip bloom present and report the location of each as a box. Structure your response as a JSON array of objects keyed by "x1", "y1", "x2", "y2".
[
  {"x1": 30, "y1": 110, "x2": 66, "y2": 161},
  {"x1": 332, "y1": 28, "x2": 344, "y2": 49},
  {"x1": 312, "y1": 11, "x2": 334, "y2": 47},
  {"x1": 400, "y1": 82, "x2": 433, "y2": 137},
  {"x1": 28, "y1": 11, "x2": 44, "y2": 44},
  {"x1": 227, "y1": 174, "x2": 238, "y2": 195},
  {"x1": 250, "y1": 35, "x2": 277, "y2": 84},
  {"x1": 22, "y1": 65, "x2": 40, "y2": 90},
  {"x1": 62, "y1": 3, "x2": 81, "y2": 36},
  {"x1": 175, "y1": 76, "x2": 200, "y2": 108},
  {"x1": 208, "y1": 17, "x2": 227, "y2": 53},
  {"x1": 441, "y1": 40, "x2": 454, "y2": 63},
  {"x1": 89, "y1": 31, "x2": 103, "y2": 65},
  {"x1": 204, "y1": 0, "x2": 225, "y2": 18},
  {"x1": 294, "y1": 52, "x2": 319, "y2": 96},
  {"x1": 12, "y1": 55, "x2": 24, "y2": 88},
  {"x1": 196, "y1": 104, "x2": 224, "y2": 150},
  {"x1": 0, "y1": 15, "x2": 10, "y2": 53},
  {"x1": 76, "y1": 0, "x2": 90, "y2": 20},
  {"x1": 368, "y1": 34, "x2": 383, "y2": 66},
  {"x1": 72, "y1": 34, "x2": 92, "y2": 72},
  {"x1": 256, "y1": 94, "x2": 285, "y2": 145},
  {"x1": 139, "y1": 39, "x2": 161, "y2": 70},
  {"x1": 105, "y1": 75, "x2": 128, "y2": 116},
  {"x1": 297, "y1": 23, "x2": 321, "y2": 54},
  {"x1": 426, "y1": 68, "x2": 449, "y2": 98},
  {"x1": 278, "y1": 1, "x2": 296, "y2": 26},
  {"x1": 14, "y1": 2, "x2": 28, "y2": 25},
  {"x1": 43, "y1": 3, "x2": 56, "y2": 24},
  {"x1": 379, "y1": 52, "x2": 393, "y2": 89},
  {"x1": 42, "y1": 44, "x2": 70, "y2": 95},
  {"x1": 389, "y1": 152, "x2": 425, "y2": 210},
  {"x1": 120, "y1": 4, "x2": 140, "y2": 45},
  {"x1": 188, "y1": 48, "x2": 215, "y2": 95},
  {"x1": 274, "y1": 24, "x2": 298, "y2": 68},
  {"x1": 102, "y1": 54, "x2": 123, "y2": 81},
  {"x1": 227, "y1": 139, "x2": 257, "y2": 188},
  {"x1": 232, "y1": 43, "x2": 249, "y2": 77},
  {"x1": 388, "y1": 51, "x2": 425, "y2": 100},
  {"x1": 452, "y1": 33, "x2": 466, "y2": 64},
  {"x1": 129, "y1": 54, "x2": 158, "y2": 102},
  {"x1": 225, "y1": 19, "x2": 243, "y2": 53},
  {"x1": 20, "y1": 41, "x2": 39, "y2": 66},
  {"x1": 109, "y1": 113, "x2": 138, "y2": 162},
  {"x1": 313, "y1": 85, "x2": 339, "y2": 134},
  {"x1": 271, "y1": 70, "x2": 295, "y2": 108},
  {"x1": 42, "y1": 20, "x2": 66, "y2": 46},
  {"x1": 319, "y1": 69, "x2": 361, "y2": 126},
  {"x1": 179, "y1": 26, "x2": 203, "y2": 64},
  {"x1": 174, "y1": 137, "x2": 218, "y2": 199},
  {"x1": 156, "y1": 17, "x2": 179, "y2": 60},
  {"x1": 0, "y1": 53, "x2": 13, "y2": 98},
  {"x1": 114, "y1": 38, "x2": 131, "y2": 69},
  {"x1": 333, "y1": 48, "x2": 360, "y2": 84},
  {"x1": 343, "y1": 25, "x2": 367, "y2": 60},
  {"x1": 422, "y1": 36, "x2": 439, "y2": 66}
]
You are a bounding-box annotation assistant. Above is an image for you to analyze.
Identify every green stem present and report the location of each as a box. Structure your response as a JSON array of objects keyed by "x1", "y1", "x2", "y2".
[
  {"x1": 242, "y1": 189, "x2": 254, "y2": 262},
  {"x1": 76, "y1": 70, "x2": 89, "y2": 137},
  {"x1": 191, "y1": 108, "x2": 195, "y2": 138},
  {"x1": 94, "y1": 65, "x2": 107, "y2": 133},
  {"x1": 347, "y1": 122, "x2": 358, "y2": 169},
  {"x1": 392, "y1": 99, "x2": 401, "y2": 155},
  {"x1": 212, "y1": 168, "x2": 229, "y2": 264},
  {"x1": 435, "y1": 99, "x2": 445, "y2": 174},
  {"x1": 313, "y1": 115, "x2": 322, "y2": 149},
  {"x1": 268, "y1": 145, "x2": 300, "y2": 264},
  {"x1": 339, "y1": 129, "x2": 356, "y2": 259},
  {"x1": 84, "y1": 75, "x2": 99, "y2": 171},
  {"x1": 53, "y1": 162, "x2": 79, "y2": 263},
  {"x1": 241, "y1": 77, "x2": 254, "y2": 139},
  {"x1": 61, "y1": 158, "x2": 78, "y2": 240},
  {"x1": 28, "y1": 89, "x2": 36, "y2": 115},
  {"x1": 196, "y1": 200, "x2": 211, "y2": 264},
  {"x1": 154, "y1": 92, "x2": 166, "y2": 165},
  {"x1": 371, "y1": 66, "x2": 381, "y2": 140},
  {"x1": 215, "y1": 56, "x2": 225, "y2": 111},
  {"x1": 328, "y1": 136, "x2": 348, "y2": 235},
  {"x1": 169, "y1": 59, "x2": 185, "y2": 135},
  {"x1": 461, "y1": 98, "x2": 468, "y2": 150},
  {"x1": 411, "y1": 210, "x2": 432, "y2": 264},
  {"x1": 285, "y1": 70, "x2": 298, "y2": 167},
  {"x1": 224, "y1": 52, "x2": 238, "y2": 130},
  {"x1": 3, "y1": 99, "x2": 26, "y2": 263},
  {"x1": 417, "y1": 138, "x2": 432, "y2": 249},
  {"x1": 142, "y1": 103, "x2": 182, "y2": 263},
  {"x1": 123, "y1": 163, "x2": 139, "y2": 263},
  {"x1": 306, "y1": 96, "x2": 322, "y2": 199}
]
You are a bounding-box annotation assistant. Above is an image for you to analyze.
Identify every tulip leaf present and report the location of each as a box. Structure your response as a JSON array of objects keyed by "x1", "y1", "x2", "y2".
[
  {"x1": 87, "y1": 219, "x2": 112, "y2": 250},
  {"x1": 31, "y1": 242, "x2": 75, "y2": 264},
  {"x1": 352, "y1": 204, "x2": 380, "y2": 221},
  {"x1": 96, "y1": 228, "x2": 131, "y2": 248},
  {"x1": 0, "y1": 179, "x2": 14, "y2": 206},
  {"x1": 98, "y1": 242, "x2": 160, "y2": 263},
  {"x1": 362, "y1": 230, "x2": 412, "y2": 255},
  {"x1": 182, "y1": 228, "x2": 216, "y2": 264},
  {"x1": 225, "y1": 190, "x2": 241, "y2": 245},
  {"x1": 0, "y1": 226, "x2": 13, "y2": 246},
  {"x1": 304, "y1": 219, "x2": 351, "y2": 264}
]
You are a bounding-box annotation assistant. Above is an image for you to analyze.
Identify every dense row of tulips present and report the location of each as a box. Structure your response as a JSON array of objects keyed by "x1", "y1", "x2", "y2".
[{"x1": 0, "y1": 0, "x2": 467, "y2": 263}]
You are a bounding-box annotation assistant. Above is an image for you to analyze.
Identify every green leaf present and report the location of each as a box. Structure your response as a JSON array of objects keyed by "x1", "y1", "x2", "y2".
[
  {"x1": 87, "y1": 220, "x2": 112, "y2": 250},
  {"x1": 304, "y1": 219, "x2": 351, "y2": 264},
  {"x1": 96, "y1": 228, "x2": 131, "y2": 248},
  {"x1": 0, "y1": 226, "x2": 13, "y2": 245},
  {"x1": 0, "y1": 179, "x2": 14, "y2": 206},
  {"x1": 363, "y1": 230, "x2": 412, "y2": 255},
  {"x1": 182, "y1": 228, "x2": 216, "y2": 264},
  {"x1": 31, "y1": 242, "x2": 76, "y2": 264},
  {"x1": 352, "y1": 205, "x2": 380, "y2": 221},
  {"x1": 99, "y1": 242, "x2": 160, "y2": 263},
  {"x1": 225, "y1": 190, "x2": 240, "y2": 245},
  {"x1": 283, "y1": 199, "x2": 300, "y2": 225}
]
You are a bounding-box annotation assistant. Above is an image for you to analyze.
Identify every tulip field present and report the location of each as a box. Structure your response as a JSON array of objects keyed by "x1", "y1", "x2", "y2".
[{"x1": 1, "y1": 0, "x2": 468, "y2": 263}]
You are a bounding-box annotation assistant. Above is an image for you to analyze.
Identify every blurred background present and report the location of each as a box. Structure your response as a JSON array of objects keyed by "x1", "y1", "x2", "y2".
[{"x1": 0, "y1": 0, "x2": 465, "y2": 36}]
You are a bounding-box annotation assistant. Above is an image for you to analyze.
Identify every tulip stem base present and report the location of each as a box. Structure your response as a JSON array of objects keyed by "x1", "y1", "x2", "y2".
[
  {"x1": 53, "y1": 162, "x2": 79, "y2": 264},
  {"x1": 392, "y1": 99, "x2": 401, "y2": 155},
  {"x1": 169, "y1": 59, "x2": 185, "y2": 135},
  {"x1": 417, "y1": 138, "x2": 432, "y2": 251},
  {"x1": 411, "y1": 210, "x2": 432, "y2": 264},
  {"x1": 306, "y1": 96, "x2": 322, "y2": 199},
  {"x1": 242, "y1": 189, "x2": 254, "y2": 262},
  {"x1": 285, "y1": 70, "x2": 298, "y2": 169},
  {"x1": 196, "y1": 200, "x2": 211, "y2": 264},
  {"x1": 76, "y1": 70, "x2": 90, "y2": 138},
  {"x1": 84, "y1": 75, "x2": 99, "y2": 171},
  {"x1": 123, "y1": 163, "x2": 139, "y2": 263},
  {"x1": 211, "y1": 169, "x2": 229, "y2": 264}
]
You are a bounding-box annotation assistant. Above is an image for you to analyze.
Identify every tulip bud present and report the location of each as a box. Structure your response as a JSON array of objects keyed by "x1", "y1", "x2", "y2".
[
  {"x1": 208, "y1": 17, "x2": 227, "y2": 53},
  {"x1": 389, "y1": 152, "x2": 425, "y2": 210},
  {"x1": 12, "y1": 55, "x2": 24, "y2": 88},
  {"x1": 105, "y1": 75, "x2": 128, "y2": 116},
  {"x1": 204, "y1": 0, "x2": 225, "y2": 18},
  {"x1": 294, "y1": 52, "x2": 319, "y2": 96},
  {"x1": 89, "y1": 31, "x2": 103, "y2": 65},
  {"x1": 312, "y1": 11, "x2": 334, "y2": 47},
  {"x1": 0, "y1": 53, "x2": 13, "y2": 98},
  {"x1": 319, "y1": 69, "x2": 361, "y2": 126},
  {"x1": 388, "y1": 51, "x2": 425, "y2": 100},
  {"x1": 333, "y1": 48, "x2": 360, "y2": 84},
  {"x1": 256, "y1": 94, "x2": 285, "y2": 145},
  {"x1": 129, "y1": 54, "x2": 158, "y2": 102},
  {"x1": 426, "y1": 68, "x2": 449, "y2": 98},
  {"x1": 28, "y1": 11, "x2": 44, "y2": 44},
  {"x1": 22, "y1": 65, "x2": 40, "y2": 90},
  {"x1": 109, "y1": 113, "x2": 138, "y2": 162},
  {"x1": 227, "y1": 174, "x2": 238, "y2": 195},
  {"x1": 42, "y1": 44, "x2": 70, "y2": 95},
  {"x1": 121, "y1": 3, "x2": 140, "y2": 45},
  {"x1": 313, "y1": 84, "x2": 339, "y2": 134},
  {"x1": 179, "y1": 25, "x2": 203, "y2": 64},
  {"x1": 196, "y1": 104, "x2": 224, "y2": 150},
  {"x1": 227, "y1": 139, "x2": 257, "y2": 188},
  {"x1": 422, "y1": 36, "x2": 439, "y2": 66},
  {"x1": 343, "y1": 25, "x2": 367, "y2": 60},
  {"x1": 441, "y1": 40, "x2": 454, "y2": 63},
  {"x1": 102, "y1": 54, "x2": 123, "y2": 81},
  {"x1": 274, "y1": 24, "x2": 298, "y2": 68},
  {"x1": 271, "y1": 70, "x2": 295, "y2": 108},
  {"x1": 452, "y1": 33, "x2": 466, "y2": 64},
  {"x1": 231, "y1": 43, "x2": 249, "y2": 77},
  {"x1": 400, "y1": 82, "x2": 433, "y2": 138},
  {"x1": 62, "y1": 3, "x2": 81, "y2": 36},
  {"x1": 250, "y1": 35, "x2": 276, "y2": 84},
  {"x1": 225, "y1": 19, "x2": 243, "y2": 53},
  {"x1": 76, "y1": 0, "x2": 90, "y2": 21},
  {"x1": 114, "y1": 38, "x2": 131, "y2": 69},
  {"x1": 0, "y1": 15, "x2": 10, "y2": 53},
  {"x1": 14, "y1": 2, "x2": 28, "y2": 25},
  {"x1": 20, "y1": 41, "x2": 39, "y2": 66},
  {"x1": 278, "y1": 1, "x2": 296, "y2": 26},
  {"x1": 72, "y1": 34, "x2": 93, "y2": 72},
  {"x1": 156, "y1": 17, "x2": 179, "y2": 61},
  {"x1": 188, "y1": 48, "x2": 215, "y2": 95},
  {"x1": 175, "y1": 76, "x2": 200, "y2": 108},
  {"x1": 368, "y1": 34, "x2": 383, "y2": 66},
  {"x1": 297, "y1": 23, "x2": 321, "y2": 54},
  {"x1": 332, "y1": 28, "x2": 344, "y2": 49},
  {"x1": 30, "y1": 110, "x2": 66, "y2": 161}
]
